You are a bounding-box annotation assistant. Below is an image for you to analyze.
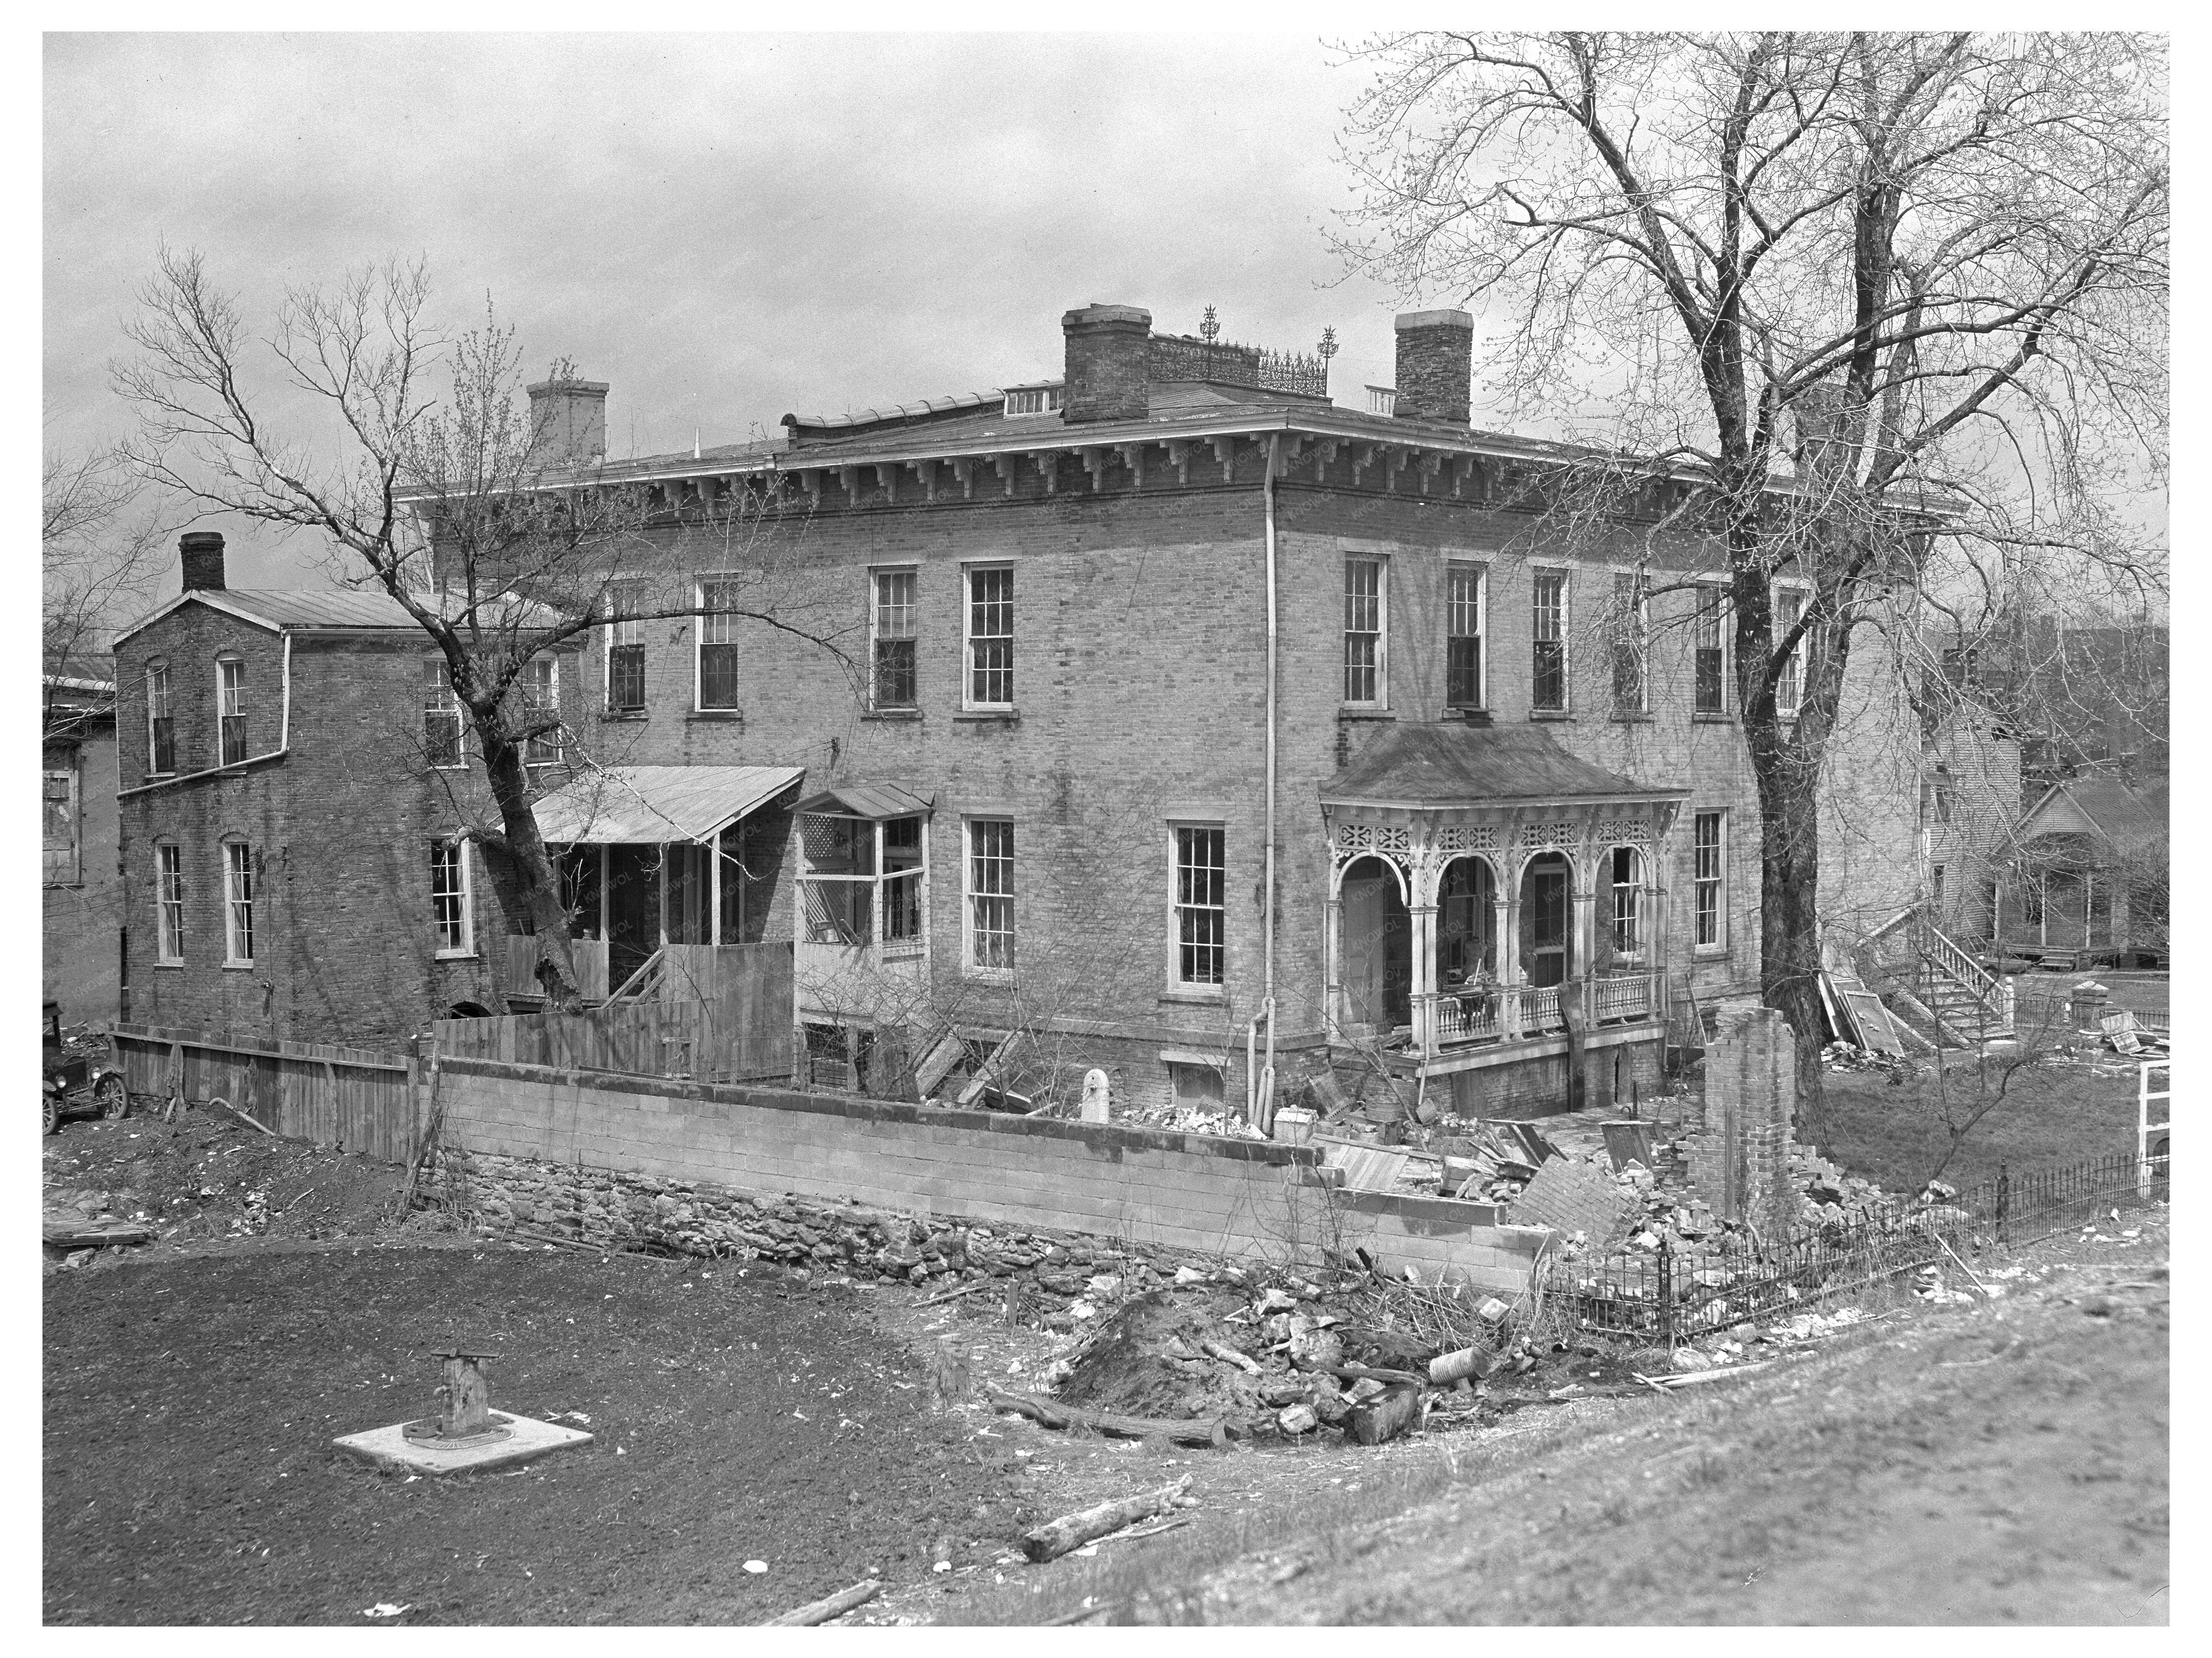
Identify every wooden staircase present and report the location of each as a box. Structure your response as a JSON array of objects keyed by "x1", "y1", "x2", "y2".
[{"x1": 1912, "y1": 915, "x2": 2016, "y2": 1044}]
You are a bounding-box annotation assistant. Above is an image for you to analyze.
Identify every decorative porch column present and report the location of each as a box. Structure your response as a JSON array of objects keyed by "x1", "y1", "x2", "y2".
[
  {"x1": 1410, "y1": 853, "x2": 1442, "y2": 1059},
  {"x1": 1321, "y1": 886, "x2": 1343, "y2": 1039},
  {"x1": 1499, "y1": 875, "x2": 1523, "y2": 1039}
]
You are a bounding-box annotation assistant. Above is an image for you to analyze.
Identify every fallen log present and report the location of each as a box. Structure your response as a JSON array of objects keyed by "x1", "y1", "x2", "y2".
[
  {"x1": 1200, "y1": 1338, "x2": 1261, "y2": 1374},
  {"x1": 1428, "y1": 1344, "x2": 1503, "y2": 1386},
  {"x1": 1291, "y1": 1357, "x2": 1425, "y2": 1388},
  {"x1": 759, "y1": 1577, "x2": 882, "y2": 1627},
  {"x1": 1022, "y1": 1475, "x2": 1193, "y2": 1563},
  {"x1": 1346, "y1": 1380, "x2": 1425, "y2": 1446},
  {"x1": 985, "y1": 1386, "x2": 1227, "y2": 1449}
]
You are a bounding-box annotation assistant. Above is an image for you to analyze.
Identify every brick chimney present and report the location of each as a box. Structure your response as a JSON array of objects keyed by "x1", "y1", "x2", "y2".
[
  {"x1": 179, "y1": 531, "x2": 226, "y2": 592},
  {"x1": 1392, "y1": 309, "x2": 1474, "y2": 426},
  {"x1": 1061, "y1": 304, "x2": 1152, "y2": 425},
  {"x1": 526, "y1": 377, "x2": 610, "y2": 467}
]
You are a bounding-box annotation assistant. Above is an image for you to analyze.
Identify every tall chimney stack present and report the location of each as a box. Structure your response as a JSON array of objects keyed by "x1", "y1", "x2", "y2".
[
  {"x1": 1392, "y1": 310, "x2": 1474, "y2": 426},
  {"x1": 526, "y1": 377, "x2": 610, "y2": 467},
  {"x1": 1061, "y1": 304, "x2": 1152, "y2": 425},
  {"x1": 179, "y1": 531, "x2": 226, "y2": 592}
]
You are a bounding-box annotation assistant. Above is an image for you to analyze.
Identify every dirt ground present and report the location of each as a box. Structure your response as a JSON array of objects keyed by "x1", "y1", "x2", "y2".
[{"x1": 944, "y1": 1220, "x2": 2171, "y2": 1627}]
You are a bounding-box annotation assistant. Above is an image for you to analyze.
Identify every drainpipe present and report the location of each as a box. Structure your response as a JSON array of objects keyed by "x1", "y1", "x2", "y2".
[{"x1": 1259, "y1": 432, "x2": 1282, "y2": 1129}]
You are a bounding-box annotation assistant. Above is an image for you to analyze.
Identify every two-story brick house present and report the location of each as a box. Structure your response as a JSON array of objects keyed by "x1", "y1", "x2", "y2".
[
  {"x1": 508, "y1": 302, "x2": 1923, "y2": 1118},
  {"x1": 111, "y1": 533, "x2": 514, "y2": 1046}
]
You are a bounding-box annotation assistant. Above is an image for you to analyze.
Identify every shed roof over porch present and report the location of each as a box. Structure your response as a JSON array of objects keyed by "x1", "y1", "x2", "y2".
[
  {"x1": 533, "y1": 764, "x2": 804, "y2": 845},
  {"x1": 1320, "y1": 722, "x2": 1684, "y2": 812}
]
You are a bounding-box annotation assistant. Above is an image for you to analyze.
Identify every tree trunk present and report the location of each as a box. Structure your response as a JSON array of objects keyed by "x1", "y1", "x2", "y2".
[
  {"x1": 476, "y1": 732, "x2": 586, "y2": 1013},
  {"x1": 1754, "y1": 766, "x2": 1830, "y2": 1146}
]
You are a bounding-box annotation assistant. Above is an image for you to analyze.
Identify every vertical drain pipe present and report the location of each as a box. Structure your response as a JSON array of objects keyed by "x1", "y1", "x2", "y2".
[{"x1": 1259, "y1": 432, "x2": 1282, "y2": 1131}]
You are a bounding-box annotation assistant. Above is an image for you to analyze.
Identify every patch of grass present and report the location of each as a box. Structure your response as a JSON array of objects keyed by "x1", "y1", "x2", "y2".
[{"x1": 1819, "y1": 1056, "x2": 2141, "y2": 1193}]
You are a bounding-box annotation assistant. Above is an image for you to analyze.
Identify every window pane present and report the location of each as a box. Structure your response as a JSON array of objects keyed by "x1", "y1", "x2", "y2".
[
  {"x1": 148, "y1": 666, "x2": 174, "y2": 773},
  {"x1": 225, "y1": 843, "x2": 255, "y2": 962},
  {"x1": 1695, "y1": 589, "x2": 1726, "y2": 712},
  {"x1": 423, "y1": 659, "x2": 463, "y2": 766},
  {"x1": 1693, "y1": 812, "x2": 1723, "y2": 947},
  {"x1": 608, "y1": 644, "x2": 646, "y2": 711},
  {"x1": 520, "y1": 659, "x2": 561, "y2": 762},
  {"x1": 1611, "y1": 573, "x2": 1645, "y2": 710},
  {"x1": 1446, "y1": 564, "x2": 1483, "y2": 707},
  {"x1": 1532, "y1": 571, "x2": 1566, "y2": 710},
  {"x1": 967, "y1": 568, "x2": 1014, "y2": 705},
  {"x1": 1344, "y1": 559, "x2": 1382, "y2": 703},
  {"x1": 157, "y1": 845, "x2": 185, "y2": 960},
  {"x1": 699, "y1": 643, "x2": 741, "y2": 710},
  {"x1": 968, "y1": 819, "x2": 1014, "y2": 970},
  {"x1": 1774, "y1": 589, "x2": 1806, "y2": 713},
  {"x1": 431, "y1": 842, "x2": 467, "y2": 952},
  {"x1": 1174, "y1": 825, "x2": 1226, "y2": 985}
]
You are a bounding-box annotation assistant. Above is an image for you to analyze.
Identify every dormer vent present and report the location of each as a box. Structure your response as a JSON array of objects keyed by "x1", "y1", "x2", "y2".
[{"x1": 1003, "y1": 383, "x2": 1063, "y2": 418}]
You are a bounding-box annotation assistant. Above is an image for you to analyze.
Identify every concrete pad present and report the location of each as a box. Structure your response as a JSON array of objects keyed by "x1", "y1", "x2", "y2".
[{"x1": 332, "y1": 1413, "x2": 592, "y2": 1476}]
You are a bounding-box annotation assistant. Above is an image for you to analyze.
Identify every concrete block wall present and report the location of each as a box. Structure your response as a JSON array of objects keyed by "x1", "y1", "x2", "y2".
[{"x1": 435, "y1": 1055, "x2": 1550, "y2": 1291}]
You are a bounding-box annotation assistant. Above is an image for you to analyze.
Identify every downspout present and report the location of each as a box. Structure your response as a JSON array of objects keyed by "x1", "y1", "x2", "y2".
[{"x1": 1260, "y1": 432, "x2": 1282, "y2": 1130}]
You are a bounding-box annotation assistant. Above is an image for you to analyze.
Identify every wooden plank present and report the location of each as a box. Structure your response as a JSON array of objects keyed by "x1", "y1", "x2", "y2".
[{"x1": 1838, "y1": 988, "x2": 1907, "y2": 1057}]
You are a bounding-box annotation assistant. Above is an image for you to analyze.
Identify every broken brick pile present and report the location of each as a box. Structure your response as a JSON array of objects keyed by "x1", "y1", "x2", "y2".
[{"x1": 421, "y1": 1145, "x2": 1219, "y2": 1330}]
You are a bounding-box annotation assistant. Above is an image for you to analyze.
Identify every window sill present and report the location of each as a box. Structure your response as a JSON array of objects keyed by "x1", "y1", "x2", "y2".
[
  {"x1": 1610, "y1": 711, "x2": 1654, "y2": 724},
  {"x1": 961, "y1": 965, "x2": 1015, "y2": 982},
  {"x1": 1529, "y1": 709, "x2": 1574, "y2": 721},
  {"x1": 1692, "y1": 711, "x2": 1735, "y2": 724},
  {"x1": 687, "y1": 709, "x2": 744, "y2": 723},
  {"x1": 1692, "y1": 946, "x2": 1731, "y2": 959},
  {"x1": 1449, "y1": 706, "x2": 1491, "y2": 725},
  {"x1": 1338, "y1": 707, "x2": 1395, "y2": 721},
  {"x1": 153, "y1": 961, "x2": 184, "y2": 971},
  {"x1": 435, "y1": 951, "x2": 481, "y2": 962},
  {"x1": 601, "y1": 710, "x2": 649, "y2": 723},
  {"x1": 862, "y1": 708, "x2": 923, "y2": 722},
  {"x1": 44, "y1": 881, "x2": 84, "y2": 892},
  {"x1": 1160, "y1": 987, "x2": 1227, "y2": 1005},
  {"x1": 954, "y1": 709, "x2": 1020, "y2": 725},
  {"x1": 429, "y1": 762, "x2": 470, "y2": 772},
  {"x1": 222, "y1": 962, "x2": 255, "y2": 972}
]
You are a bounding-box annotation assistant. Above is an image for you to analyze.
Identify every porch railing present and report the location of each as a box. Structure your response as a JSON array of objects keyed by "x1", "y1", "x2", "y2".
[{"x1": 1415, "y1": 971, "x2": 1662, "y2": 1055}]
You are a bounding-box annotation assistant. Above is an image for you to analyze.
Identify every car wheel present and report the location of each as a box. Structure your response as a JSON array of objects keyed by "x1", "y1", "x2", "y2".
[
  {"x1": 95, "y1": 1074, "x2": 129, "y2": 1120},
  {"x1": 43, "y1": 1092, "x2": 60, "y2": 1135}
]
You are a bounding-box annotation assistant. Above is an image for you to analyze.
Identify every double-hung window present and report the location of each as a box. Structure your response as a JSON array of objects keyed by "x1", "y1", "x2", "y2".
[
  {"x1": 697, "y1": 578, "x2": 741, "y2": 711},
  {"x1": 1609, "y1": 846, "x2": 1643, "y2": 957},
  {"x1": 1610, "y1": 571, "x2": 1647, "y2": 713},
  {"x1": 872, "y1": 569, "x2": 918, "y2": 710},
  {"x1": 1532, "y1": 569, "x2": 1568, "y2": 711},
  {"x1": 1692, "y1": 811, "x2": 1726, "y2": 949},
  {"x1": 604, "y1": 582, "x2": 647, "y2": 713},
  {"x1": 423, "y1": 658, "x2": 465, "y2": 768},
  {"x1": 430, "y1": 839, "x2": 473, "y2": 956},
  {"x1": 1172, "y1": 825, "x2": 1227, "y2": 987},
  {"x1": 43, "y1": 761, "x2": 78, "y2": 885},
  {"x1": 156, "y1": 845, "x2": 185, "y2": 963},
  {"x1": 966, "y1": 819, "x2": 1015, "y2": 972},
  {"x1": 223, "y1": 842, "x2": 256, "y2": 966},
  {"x1": 1694, "y1": 586, "x2": 1729, "y2": 713},
  {"x1": 146, "y1": 662, "x2": 175, "y2": 775},
  {"x1": 1445, "y1": 562, "x2": 1484, "y2": 709},
  {"x1": 1344, "y1": 558, "x2": 1385, "y2": 705},
  {"x1": 965, "y1": 567, "x2": 1014, "y2": 708},
  {"x1": 518, "y1": 658, "x2": 562, "y2": 764},
  {"x1": 217, "y1": 658, "x2": 248, "y2": 765},
  {"x1": 1772, "y1": 587, "x2": 1807, "y2": 716}
]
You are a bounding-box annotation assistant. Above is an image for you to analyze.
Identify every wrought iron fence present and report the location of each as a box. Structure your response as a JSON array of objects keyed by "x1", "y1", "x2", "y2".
[
  {"x1": 1146, "y1": 336, "x2": 1331, "y2": 398},
  {"x1": 1551, "y1": 1148, "x2": 2169, "y2": 1345}
]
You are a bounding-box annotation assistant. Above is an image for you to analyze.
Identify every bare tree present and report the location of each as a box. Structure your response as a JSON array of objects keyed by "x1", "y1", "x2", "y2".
[
  {"x1": 1333, "y1": 31, "x2": 2168, "y2": 1136},
  {"x1": 42, "y1": 446, "x2": 171, "y2": 733},
  {"x1": 114, "y1": 249, "x2": 847, "y2": 1009}
]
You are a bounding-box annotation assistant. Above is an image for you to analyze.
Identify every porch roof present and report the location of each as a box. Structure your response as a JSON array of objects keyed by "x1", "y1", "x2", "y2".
[
  {"x1": 533, "y1": 764, "x2": 803, "y2": 845},
  {"x1": 1320, "y1": 722, "x2": 1687, "y2": 812},
  {"x1": 794, "y1": 781, "x2": 935, "y2": 820}
]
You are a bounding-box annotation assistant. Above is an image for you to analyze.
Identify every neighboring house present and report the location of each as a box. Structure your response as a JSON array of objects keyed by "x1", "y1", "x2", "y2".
[
  {"x1": 469, "y1": 301, "x2": 1924, "y2": 1117},
  {"x1": 110, "y1": 533, "x2": 507, "y2": 1047},
  {"x1": 1917, "y1": 716, "x2": 2025, "y2": 944},
  {"x1": 1994, "y1": 770, "x2": 2168, "y2": 968},
  {"x1": 43, "y1": 665, "x2": 123, "y2": 1022}
]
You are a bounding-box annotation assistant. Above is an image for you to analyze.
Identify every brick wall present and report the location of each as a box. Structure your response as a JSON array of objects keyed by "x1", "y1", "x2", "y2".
[
  {"x1": 1683, "y1": 1005, "x2": 1798, "y2": 1235},
  {"x1": 44, "y1": 720, "x2": 123, "y2": 1020},
  {"x1": 434, "y1": 1054, "x2": 1549, "y2": 1292}
]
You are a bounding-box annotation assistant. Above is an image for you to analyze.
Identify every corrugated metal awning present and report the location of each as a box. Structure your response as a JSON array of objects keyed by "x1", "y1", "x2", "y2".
[
  {"x1": 794, "y1": 782, "x2": 935, "y2": 821},
  {"x1": 533, "y1": 765, "x2": 804, "y2": 845}
]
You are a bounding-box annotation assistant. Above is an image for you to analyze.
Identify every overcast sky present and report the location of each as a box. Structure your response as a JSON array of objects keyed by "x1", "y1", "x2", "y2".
[{"x1": 44, "y1": 30, "x2": 1417, "y2": 593}]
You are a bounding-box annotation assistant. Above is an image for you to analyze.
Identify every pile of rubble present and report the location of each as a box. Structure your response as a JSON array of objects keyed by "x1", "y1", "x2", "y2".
[
  {"x1": 1821, "y1": 1042, "x2": 1919, "y2": 1080},
  {"x1": 1118, "y1": 1104, "x2": 1269, "y2": 1141}
]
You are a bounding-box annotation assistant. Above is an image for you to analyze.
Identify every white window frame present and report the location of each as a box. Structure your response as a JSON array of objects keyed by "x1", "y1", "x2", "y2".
[
  {"x1": 1531, "y1": 565, "x2": 1570, "y2": 712},
  {"x1": 1168, "y1": 822, "x2": 1228, "y2": 992},
  {"x1": 1610, "y1": 568, "x2": 1648, "y2": 714},
  {"x1": 1343, "y1": 556, "x2": 1388, "y2": 707},
  {"x1": 1693, "y1": 581, "x2": 1731, "y2": 714},
  {"x1": 431, "y1": 838, "x2": 475, "y2": 958},
  {"x1": 519, "y1": 657, "x2": 562, "y2": 765},
  {"x1": 146, "y1": 660, "x2": 175, "y2": 775},
  {"x1": 603, "y1": 581, "x2": 648, "y2": 714},
  {"x1": 216, "y1": 655, "x2": 248, "y2": 765},
  {"x1": 869, "y1": 565, "x2": 919, "y2": 711},
  {"x1": 1772, "y1": 583, "x2": 1809, "y2": 717},
  {"x1": 1002, "y1": 386, "x2": 1061, "y2": 417},
  {"x1": 1445, "y1": 559, "x2": 1486, "y2": 710},
  {"x1": 222, "y1": 841, "x2": 256, "y2": 967},
  {"x1": 423, "y1": 657, "x2": 466, "y2": 769},
  {"x1": 963, "y1": 817, "x2": 1015, "y2": 976},
  {"x1": 155, "y1": 843, "x2": 185, "y2": 964},
  {"x1": 963, "y1": 564, "x2": 1015, "y2": 711},
  {"x1": 1692, "y1": 810, "x2": 1727, "y2": 952},
  {"x1": 1608, "y1": 844, "x2": 1644, "y2": 960},
  {"x1": 696, "y1": 575, "x2": 741, "y2": 712}
]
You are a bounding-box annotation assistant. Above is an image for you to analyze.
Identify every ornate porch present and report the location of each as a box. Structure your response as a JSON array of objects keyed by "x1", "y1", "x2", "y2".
[{"x1": 1318, "y1": 724, "x2": 1687, "y2": 1077}]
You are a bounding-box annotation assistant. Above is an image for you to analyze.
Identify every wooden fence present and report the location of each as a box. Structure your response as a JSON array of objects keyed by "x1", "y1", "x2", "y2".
[
  {"x1": 434, "y1": 941, "x2": 793, "y2": 1083},
  {"x1": 108, "y1": 1022, "x2": 423, "y2": 1164}
]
